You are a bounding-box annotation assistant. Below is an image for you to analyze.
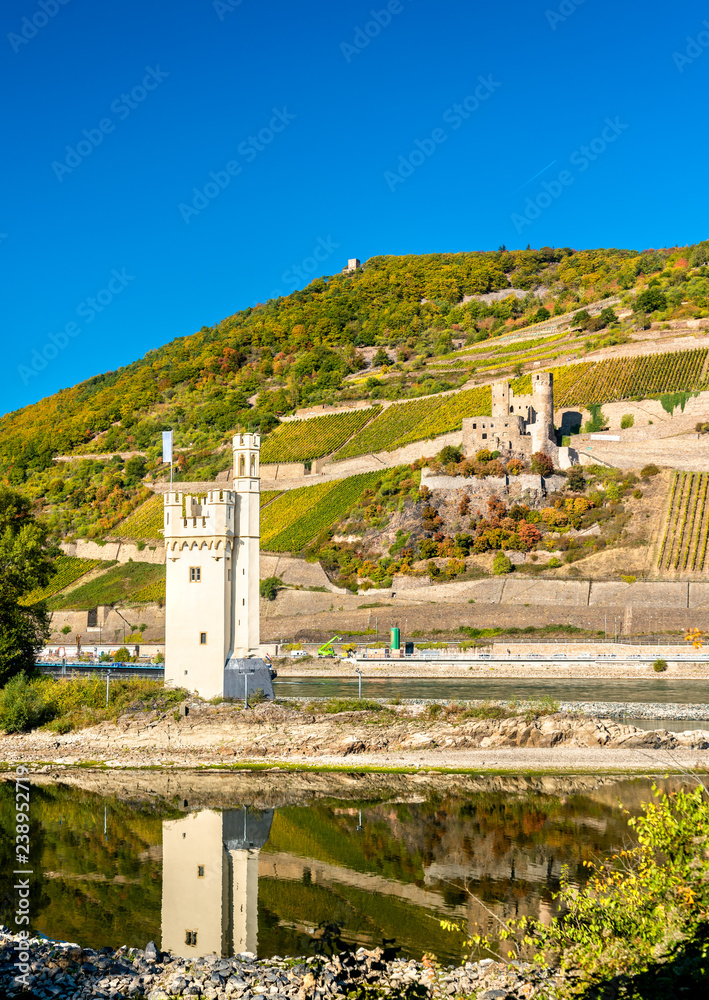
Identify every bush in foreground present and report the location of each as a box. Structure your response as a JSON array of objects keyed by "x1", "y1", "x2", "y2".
[
  {"x1": 0, "y1": 673, "x2": 56, "y2": 733},
  {"x1": 653, "y1": 658, "x2": 668, "y2": 672},
  {"x1": 0, "y1": 674, "x2": 186, "y2": 733},
  {"x1": 446, "y1": 783, "x2": 709, "y2": 997}
]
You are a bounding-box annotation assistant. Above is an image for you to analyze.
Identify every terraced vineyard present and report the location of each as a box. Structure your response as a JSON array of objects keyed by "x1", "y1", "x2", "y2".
[
  {"x1": 657, "y1": 472, "x2": 709, "y2": 573},
  {"x1": 261, "y1": 407, "x2": 380, "y2": 463},
  {"x1": 261, "y1": 472, "x2": 382, "y2": 552},
  {"x1": 115, "y1": 494, "x2": 164, "y2": 540},
  {"x1": 336, "y1": 386, "x2": 491, "y2": 459},
  {"x1": 20, "y1": 557, "x2": 105, "y2": 606},
  {"x1": 512, "y1": 349, "x2": 708, "y2": 407},
  {"x1": 261, "y1": 480, "x2": 341, "y2": 549},
  {"x1": 48, "y1": 562, "x2": 167, "y2": 611},
  {"x1": 132, "y1": 575, "x2": 166, "y2": 604}
]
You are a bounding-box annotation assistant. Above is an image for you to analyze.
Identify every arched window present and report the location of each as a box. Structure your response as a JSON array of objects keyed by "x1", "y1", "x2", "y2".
[
  {"x1": 239, "y1": 455, "x2": 245, "y2": 476},
  {"x1": 250, "y1": 454, "x2": 256, "y2": 476}
]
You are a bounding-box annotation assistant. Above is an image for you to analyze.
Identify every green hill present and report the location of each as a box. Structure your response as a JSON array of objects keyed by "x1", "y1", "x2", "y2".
[{"x1": 3, "y1": 242, "x2": 709, "y2": 543}]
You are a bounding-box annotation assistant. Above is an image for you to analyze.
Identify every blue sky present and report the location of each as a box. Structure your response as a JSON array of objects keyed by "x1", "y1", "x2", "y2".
[{"x1": 1, "y1": 0, "x2": 708, "y2": 415}]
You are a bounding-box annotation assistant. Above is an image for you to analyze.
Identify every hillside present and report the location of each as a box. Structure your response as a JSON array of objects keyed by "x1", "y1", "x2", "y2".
[{"x1": 5, "y1": 241, "x2": 709, "y2": 604}]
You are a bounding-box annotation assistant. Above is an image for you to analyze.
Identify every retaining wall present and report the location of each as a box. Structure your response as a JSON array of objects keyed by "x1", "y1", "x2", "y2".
[{"x1": 60, "y1": 539, "x2": 165, "y2": 565}]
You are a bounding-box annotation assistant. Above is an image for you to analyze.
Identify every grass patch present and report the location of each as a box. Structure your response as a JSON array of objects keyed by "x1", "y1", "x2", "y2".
[
  {"x1": 0, "y1": 674, "x2": 187, "y2": 734},
  {"x1": 303, "y1": 698, "x2": 386, "y2": 714},
  {"x1": 48, "y1": 561, "x2": 167, "y2": 610}
]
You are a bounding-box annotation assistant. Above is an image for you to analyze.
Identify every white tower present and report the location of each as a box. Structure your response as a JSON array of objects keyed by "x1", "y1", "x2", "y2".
[
  {"x1": 163, "y1": 432, "x2": 263, "y2": 700},
  {"x1": 161, "y1": 808, "x2": 272, "y2": 959},
  {"x1": 232, "y1": 432, "x2": 261, "y2": 657}
]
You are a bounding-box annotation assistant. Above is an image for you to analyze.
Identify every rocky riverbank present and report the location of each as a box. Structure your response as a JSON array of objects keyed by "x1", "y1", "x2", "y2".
[
  {"x1": 0, "y1": 930, "x2": 562, "y2": 1000},
  {"x1": 2, "y1": 701, "x2": 709, "y2": 772}
]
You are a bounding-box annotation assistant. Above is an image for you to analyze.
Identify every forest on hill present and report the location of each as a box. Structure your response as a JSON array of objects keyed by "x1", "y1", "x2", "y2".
[{"x1": 3, "y1": 240, "x2": 709, "y2": 542}]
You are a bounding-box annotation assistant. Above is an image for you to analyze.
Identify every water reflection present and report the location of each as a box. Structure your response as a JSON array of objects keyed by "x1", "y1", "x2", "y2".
[
  {"x1": 0, "y1": 775, "x2": 682, "y2": 963},
  {"x1": 162, "y1": 808, "x2": 272, "y2": 959}
]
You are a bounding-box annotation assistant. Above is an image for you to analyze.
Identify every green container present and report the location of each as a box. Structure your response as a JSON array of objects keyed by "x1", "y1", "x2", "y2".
[{"x1": 390, "y1": 627, "x2": 400, "y2": 651}]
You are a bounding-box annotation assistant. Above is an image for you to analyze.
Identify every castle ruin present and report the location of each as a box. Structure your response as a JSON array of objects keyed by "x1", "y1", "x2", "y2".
[{"x1": 462, "y1": 372, "x2": 557, "y2": 460}]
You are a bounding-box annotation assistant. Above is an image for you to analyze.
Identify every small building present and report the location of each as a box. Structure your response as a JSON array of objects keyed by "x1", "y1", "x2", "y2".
[{"x1": 345, "y1": 258, "x2": 361, "y2": 272}]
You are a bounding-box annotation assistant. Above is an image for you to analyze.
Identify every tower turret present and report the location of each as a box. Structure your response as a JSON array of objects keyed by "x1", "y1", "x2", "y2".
[
  {"x1": 530, "y1": 372, "x2": 555, "y2": 453},
  {"x1": 231, "y1": 432, "x2": 261, "y2": 657}
]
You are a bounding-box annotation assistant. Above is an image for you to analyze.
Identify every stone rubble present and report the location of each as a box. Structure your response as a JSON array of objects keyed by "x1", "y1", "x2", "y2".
[{"x1": 0, "y1": 930, "x2": 565, "y2": 1000}]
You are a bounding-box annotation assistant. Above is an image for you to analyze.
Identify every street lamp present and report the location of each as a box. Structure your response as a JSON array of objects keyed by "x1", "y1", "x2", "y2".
[{"x1": 355, "y1": 668, "x2": 363, "y2": 699}]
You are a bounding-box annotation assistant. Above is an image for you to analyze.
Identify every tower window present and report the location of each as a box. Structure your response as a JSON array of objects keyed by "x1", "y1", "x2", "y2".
[
  {"x1": 190, "y1": 567, "x2": 201, "y2": 583},
  {"x1": 197, "y1": 866, "x2": 205, "y2": 878},
  {"x1": 227, "y1": 569, "x2": 231, "y2": 581},
  {"x1": 200, "y1": 633, "x2": 207, "y2": 645},
  {"x1": 242, "y1": 599, "x2": 245, "y2": 606},
  {"x1": 185, "y1": 931, "x2": 198, "y2": 947},
  {"x1": 240, "y1": 455, "x2": 245, "y2": 476}
]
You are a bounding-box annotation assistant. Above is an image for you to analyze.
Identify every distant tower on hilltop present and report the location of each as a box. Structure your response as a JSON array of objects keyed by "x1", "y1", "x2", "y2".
[
  {"x1": 344, "y1": 258, "x2": 361, "y2": 272},
  {"x1": 163, "y1": 432, "x2": 273, "y2": 700}
]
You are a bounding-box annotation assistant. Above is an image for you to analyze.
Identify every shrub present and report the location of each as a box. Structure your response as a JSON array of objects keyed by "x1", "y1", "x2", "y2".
[
  {"x1": 0, "y1": 674, "x2": 55, "y2": 733},
  {"x1": 259, "y1": 576, "x2": 282, "y2": 601},
  {"x1": 506, "y1": 458, "x2": 524, "y2": 476},
  {"x1": 583, "y1": 403, "x2": 607, "y2": 433},
  {"x1": 475, "y1": 448, "x2": 493, "y2": 463},
  {"x1": 154, "y1": 652, "x2": 165, "y2": 664},
  {"x1": 621, "y1": 574, "x2": 637, "y2": 583},
  {"x1": 633, "y1": 488, "x2": 643, "y2": 498},
  {"x1": 530, "y1": 451, "x2": 554, "y2": 477},
  {"x1": 113, "y1": 646, "x2": 131, "y2": 662},
  {"x1": 620, "y1": 413, "x2": 635, "y2": 429},
  {"x1": 438, "y1": 445, "x2": 463, "y2": 464},
  {"x1": 566, "y1": 466, "x2": 586, "y2": 492},
  {"x1": 641, "y1": 463, "x2": 660, "y2": 477},
  {"x1": 492, "y1": 552, "x2": 513, "y2": 575},
  {"x1": 653, "y1": 658, "x2": 668, "y2": 672},
  {"x1": 452, "y1": 784, "x2": 709, "y2": 994},
  {"x1": 547, "y1": 557, "x2": 562, "y2": 568}
]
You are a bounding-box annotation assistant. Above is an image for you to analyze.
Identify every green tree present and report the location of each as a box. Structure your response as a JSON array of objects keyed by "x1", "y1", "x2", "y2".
[
  {"x1": 492, "y1": 552, "x2": 513, "y2": 575},
  {"x1": 259, "y1": 576, "x2": 282, "y2": 601},
  {"x1": 634, "y1": 287, "x2": 667, "y2": 313},
  {"x1": 0, "y1": 485, "x2": 57, "y2": 686}
]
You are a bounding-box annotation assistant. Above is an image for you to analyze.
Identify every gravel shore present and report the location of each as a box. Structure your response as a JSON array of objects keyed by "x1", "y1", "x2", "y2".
[{"x1": 0, "y1": 930, "x2": 562, "y2": 1000}]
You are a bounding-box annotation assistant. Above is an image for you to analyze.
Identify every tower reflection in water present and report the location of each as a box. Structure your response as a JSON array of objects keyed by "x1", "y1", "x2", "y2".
[{"x1": 161, "y1": 807, "x2": 273, "y2": 959}]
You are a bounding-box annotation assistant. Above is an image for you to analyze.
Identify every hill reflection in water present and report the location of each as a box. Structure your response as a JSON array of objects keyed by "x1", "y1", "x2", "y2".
[{"x1": 0, "y1": 773, "x2": 681, "y2": 963}]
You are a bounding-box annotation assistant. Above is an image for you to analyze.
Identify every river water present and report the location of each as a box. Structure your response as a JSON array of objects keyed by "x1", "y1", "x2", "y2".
[
  {"x1": 0, "y1": 774, "x2": 688, "y2": 964},
  {"x1": 274, "y1": 677, "x2": 709, "y2": 730}
]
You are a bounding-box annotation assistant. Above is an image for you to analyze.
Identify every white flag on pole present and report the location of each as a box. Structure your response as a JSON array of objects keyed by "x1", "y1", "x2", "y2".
[{"x1": 162, "y1": 430, "x2": 173, "y2": 465}]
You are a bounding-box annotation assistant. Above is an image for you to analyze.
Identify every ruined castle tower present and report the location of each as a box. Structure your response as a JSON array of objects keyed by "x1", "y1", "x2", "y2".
[
  {"x1": 530, "y1": 372, "x2": 555, "y2": 453},
  {"x1": 491, "y1": 380, "x2": 510, "y2": 420},
  {"x1": 163, "y1": 432, "x2": 265, "y2": 700}
]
